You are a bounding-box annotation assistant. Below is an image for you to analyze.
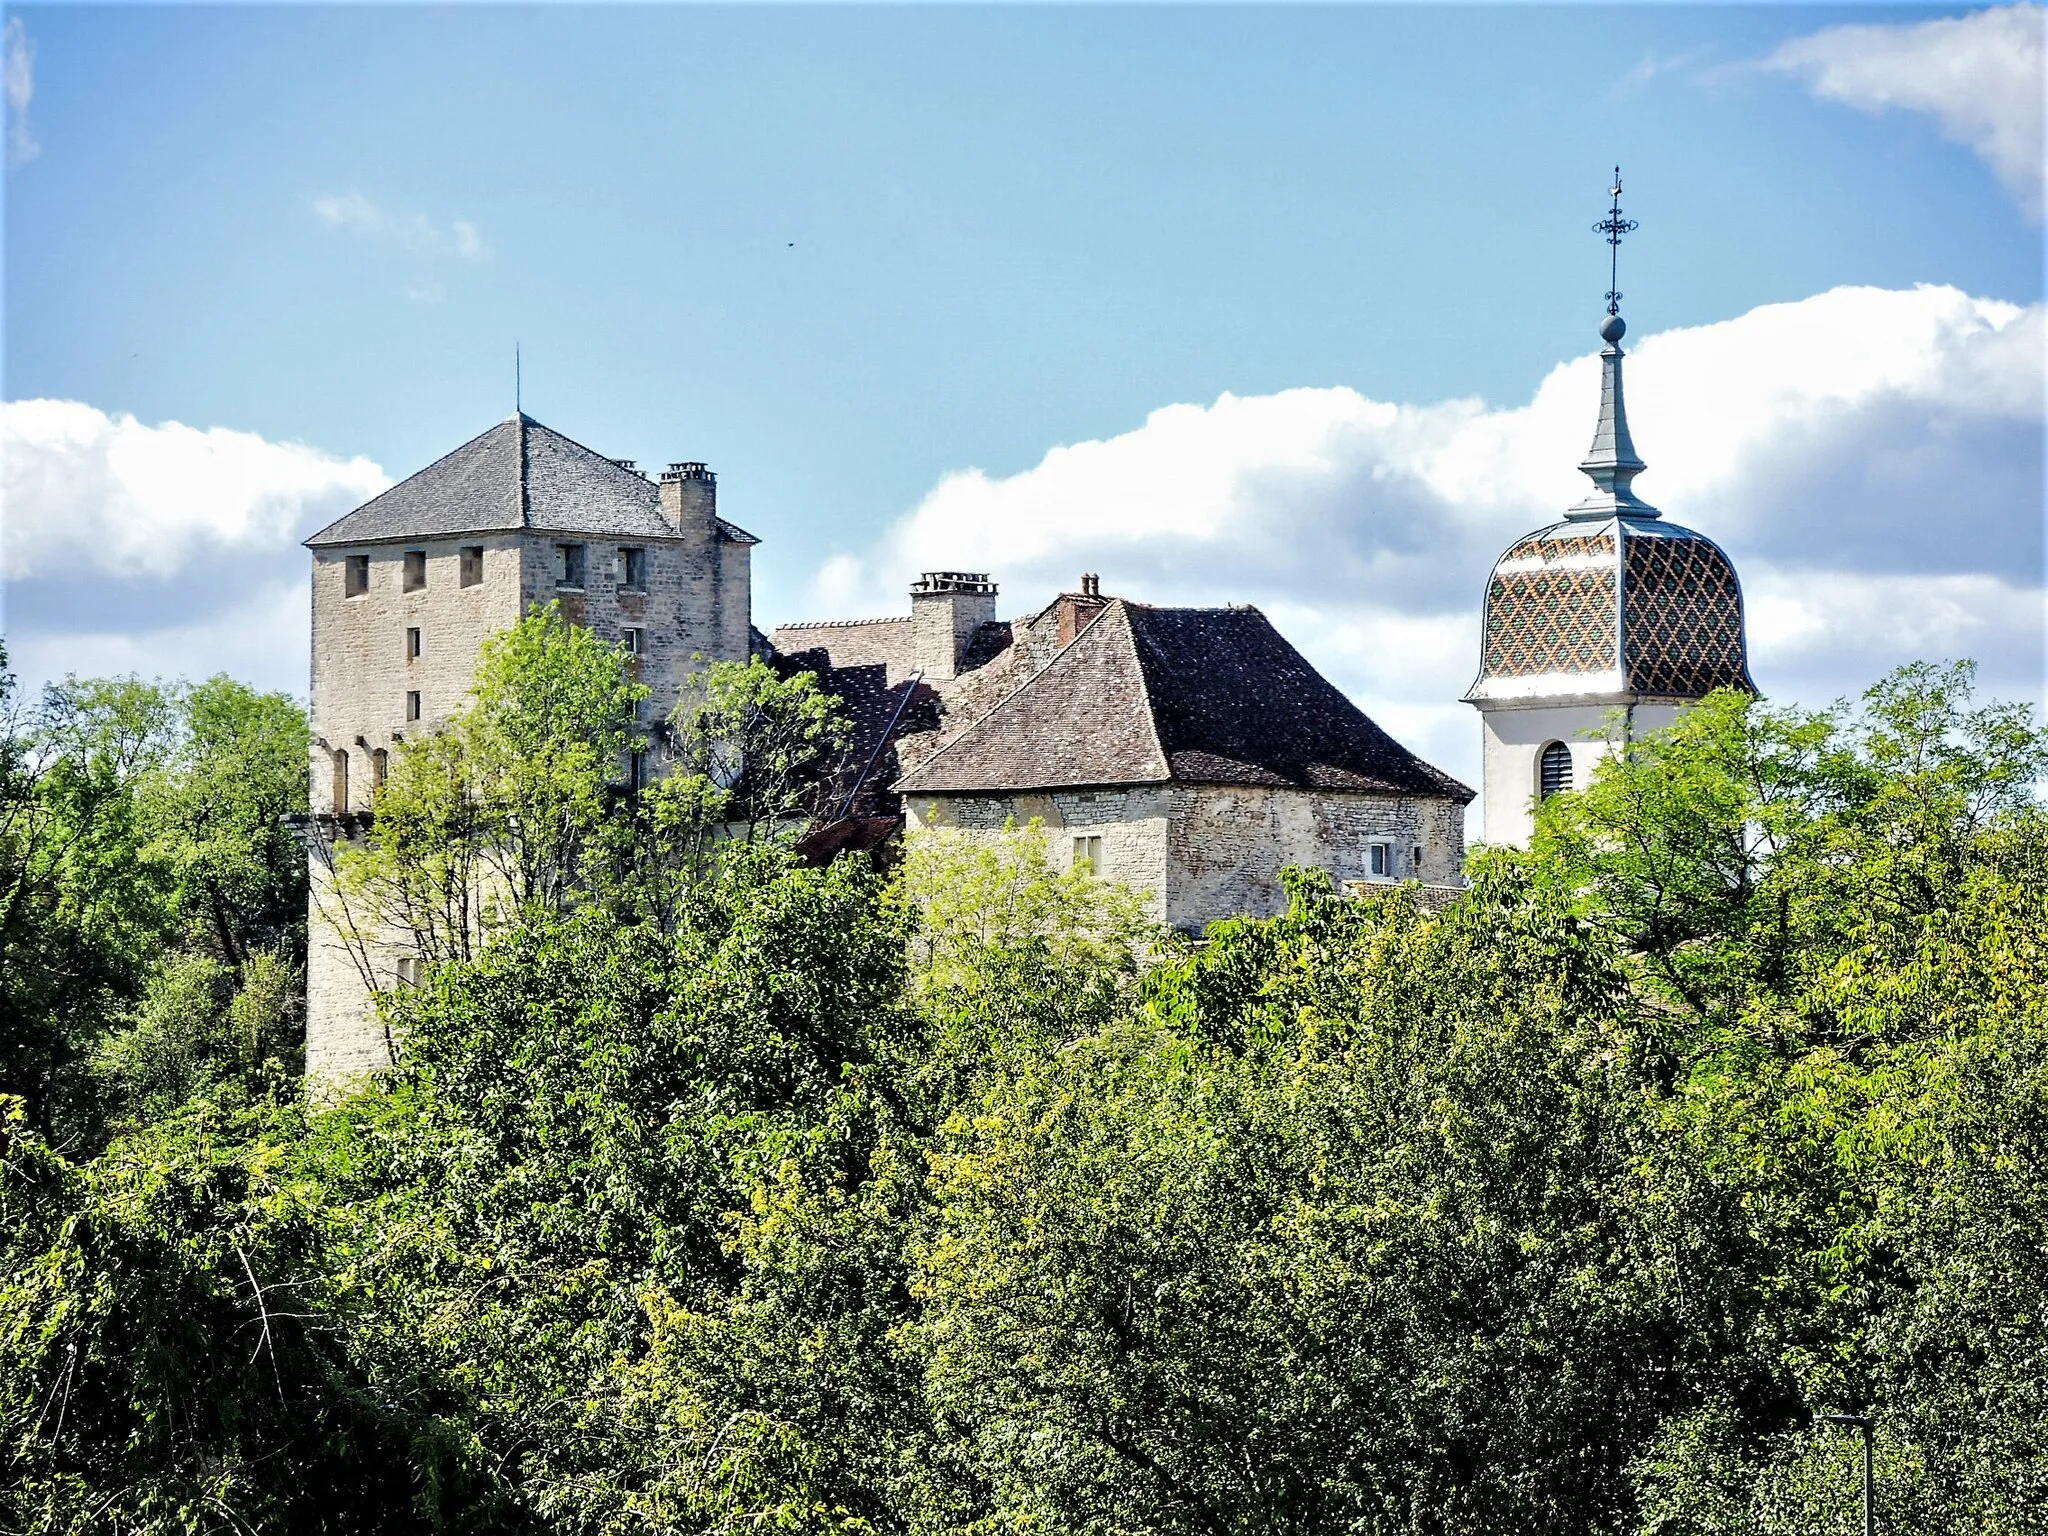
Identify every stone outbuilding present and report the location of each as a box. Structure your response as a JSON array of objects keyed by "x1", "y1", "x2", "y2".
[{"x1": 778, "y1": 582, "x2": 1472, "y2": 931}]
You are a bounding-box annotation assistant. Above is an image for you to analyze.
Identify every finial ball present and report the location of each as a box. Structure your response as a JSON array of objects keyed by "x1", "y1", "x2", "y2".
[{"x1": 1599, "y1": 313, "x2": 1627, "y2": 344}]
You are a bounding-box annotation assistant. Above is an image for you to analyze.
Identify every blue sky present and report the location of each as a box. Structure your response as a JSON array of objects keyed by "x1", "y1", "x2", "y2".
[{"x1": 3, "y1": 3, "x2": 2043, "y2": 787}]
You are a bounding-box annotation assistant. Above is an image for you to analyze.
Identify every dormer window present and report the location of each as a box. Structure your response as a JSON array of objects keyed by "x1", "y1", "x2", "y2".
[
  {"x1": 557, "y1": 543, "x2": 586, "y2": 589},
  {"x1": 621, "y1": 547, "x2": 647, "y2": 590},
  {"x1": 402, "y1": 550, "x2": 427, "y2": 591},
  {"x1": 344, "y1": 555, "x2": 370, "y2": 597}
]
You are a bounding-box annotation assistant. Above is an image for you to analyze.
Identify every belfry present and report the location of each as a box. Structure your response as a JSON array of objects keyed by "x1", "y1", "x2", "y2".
[{"x1": 1464, "y1": 171, "x2": 1754, "y2": 845}]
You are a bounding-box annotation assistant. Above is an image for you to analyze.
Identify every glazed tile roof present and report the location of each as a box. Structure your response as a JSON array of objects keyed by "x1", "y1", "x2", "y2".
[
  {"x1": 305, "y1": 414, "x2": 757, "y2": 548},
  {"x1": 1466, "y1": 515, "x2": 1753, "y2": 703},
  {"x1": 896, "y1": 600, "x2": 1472, "y2": 801}
]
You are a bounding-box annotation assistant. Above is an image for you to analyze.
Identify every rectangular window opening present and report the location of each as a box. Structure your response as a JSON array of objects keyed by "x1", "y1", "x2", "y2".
[
  {"x1": 557, "y1": 542, "x2": 586, "y2": 589},
  {"x1": 405, "y1": 690, "x2": 422, "y2": 722},
  {"x1": 460, "y1": 545, "x2": 484, "y2": 587},
  {"x1": 1413, "y1": 844, "x2": 1425, "y2": 875},
  {"x1": 394, "y1": 955, "x2": 420, "y2": 989},
  {"x1": 621, "y1": 547, "x2": 647, "y2": 590},
  {"x1": 402, "y1": 550, "x2": 427, "y2": 591},
  {"x1": 1367, "y1": 841, "x2": 1391, "y2": 879},
  {"x1": 621, "y1": 626, "x2": 644, "y2": 656},
  {"x1": 1072, "y1": 835, "x2": 1104, "y2": 875},
  {"x1": 344, "y1": 554, "x2": 369, "y2": 597},
  {"x1": 405, "y1": 627, "x2": 422, "y2": 661}
]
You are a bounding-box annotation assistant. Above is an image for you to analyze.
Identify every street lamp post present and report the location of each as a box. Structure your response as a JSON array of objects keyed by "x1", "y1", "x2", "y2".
[{"x1": 1821, "y1": 1413, "x2": 1873, "y2": 1536}]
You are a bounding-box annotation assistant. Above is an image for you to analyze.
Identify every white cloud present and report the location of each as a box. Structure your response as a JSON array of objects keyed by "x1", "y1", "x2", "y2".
[
  {"x1": 1764, "y1": 4, "x2": 2047, "y2": 221},
  {"x1": 1, "y1": 399, "x2": 388, "y2": 581},
  {"x1": 313, "y1": 192, "x2": 490, "y2": 260},
  {"x1": 804, "y1": 284, "x2": 2044, "y2": 788},
  {"x1": 4, "y1": 16, "x2": 37, "y2": 167}
]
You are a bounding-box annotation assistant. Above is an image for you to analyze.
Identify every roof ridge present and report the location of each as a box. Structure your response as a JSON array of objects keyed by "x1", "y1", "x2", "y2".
[
  {"x1": 898, "y1": 598, "x2": 1161, "y2": 792},
  {"x1": 774, "y1": 615, "x2": 912, "y2": 632},
  {"x1": 516, "y1": 412, "x2": 531, "y2": 527}
]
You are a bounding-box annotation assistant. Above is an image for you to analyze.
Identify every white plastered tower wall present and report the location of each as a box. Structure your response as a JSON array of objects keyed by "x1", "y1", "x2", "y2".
[
  {"x1": 299, "y1": 417, "x2": 757, "y2": 1084},
  {"x1": 1466, "y1": 272, "x2": 1755, "y2": 848}
]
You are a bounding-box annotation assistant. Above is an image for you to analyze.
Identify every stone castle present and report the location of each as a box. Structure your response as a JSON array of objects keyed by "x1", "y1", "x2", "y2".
[{"x1": 301, "y1": 295, "x2": 1750, "y2": 1079}]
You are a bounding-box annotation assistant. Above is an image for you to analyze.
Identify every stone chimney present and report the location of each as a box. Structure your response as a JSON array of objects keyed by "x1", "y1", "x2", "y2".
[
  {"x1": 659, "y1": 461, "x2": 716, "y2": 532},
  {"x1": 910, "y1": 571, "x2": 998, "y2": 681},
  {"x1": 1056, "y1": 573, "x2": 1109, "y2": 649}
]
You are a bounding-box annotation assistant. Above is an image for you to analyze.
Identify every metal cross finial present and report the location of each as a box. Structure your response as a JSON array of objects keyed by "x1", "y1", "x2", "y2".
[{"x1": 1593, "y1": 166, "x2": 1638, "y2": 317}]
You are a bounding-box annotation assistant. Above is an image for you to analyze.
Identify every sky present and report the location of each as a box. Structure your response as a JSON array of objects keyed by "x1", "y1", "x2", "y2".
[{"x1": 3, "y1": 2, "x2": 2043, "y2": 796}]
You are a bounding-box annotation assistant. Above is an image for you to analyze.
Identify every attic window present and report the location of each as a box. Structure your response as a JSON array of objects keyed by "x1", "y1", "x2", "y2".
[
  {"x1": 620, "y1": 547, "x2": 647, "y2": 590},
  {"x1": 557, "y1": 543, "x2": 586, "y2": 589},
  {"x1": 344, "y1": 555, "x2": 369, "y2": 598},
  {"x1": 402, "y1": 550, "x2": 427, "y2": 591},
  {"x1": 460, "y1": 546, "x2": 484, "y2": 587},
  {"x1": 1539, "y1": 741, "x2": 1573, "y2": 799}
]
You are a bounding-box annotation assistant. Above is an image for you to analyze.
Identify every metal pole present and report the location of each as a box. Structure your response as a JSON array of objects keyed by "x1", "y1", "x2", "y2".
[
  {"x1": 1821, "y1": 1413, "x2": 1874, "y2": 1536},
  {"x1": 1861, "y1": 1420, "x2": 1873, "y2": 1536}
]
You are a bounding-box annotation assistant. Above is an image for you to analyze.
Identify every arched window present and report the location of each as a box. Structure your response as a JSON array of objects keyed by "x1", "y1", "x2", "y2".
[
  {"x1": 331, "y1": 749, "x2": 350, "y2": 813},
  {"x1": 1538, "y1": 741, "x2": 1572, "y2": 800}
]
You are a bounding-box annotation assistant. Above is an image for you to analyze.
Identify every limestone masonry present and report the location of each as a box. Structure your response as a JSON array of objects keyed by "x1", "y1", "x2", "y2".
[{"x1": 300, "y1": 299, "x2": 1748, "y2": 1080}]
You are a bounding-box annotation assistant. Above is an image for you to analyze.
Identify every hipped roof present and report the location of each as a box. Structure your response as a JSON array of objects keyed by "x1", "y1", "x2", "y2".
[
  {"x1": 895, "y1": 599, "x2": 1471, "y2": 802},
  {"x1": 305, "y1": 414, "x2": 757, "y2": 548}
]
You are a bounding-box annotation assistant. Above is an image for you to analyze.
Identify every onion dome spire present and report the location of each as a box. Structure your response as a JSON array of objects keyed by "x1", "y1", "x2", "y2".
[{"x1": 1568, "y1": 169, "x2": 1659, "y2": 521}]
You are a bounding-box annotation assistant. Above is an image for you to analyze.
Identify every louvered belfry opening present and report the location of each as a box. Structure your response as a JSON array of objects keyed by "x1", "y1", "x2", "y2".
[{"x1": 1539, "y1": 741, "x2": 1572, "y2": 799}]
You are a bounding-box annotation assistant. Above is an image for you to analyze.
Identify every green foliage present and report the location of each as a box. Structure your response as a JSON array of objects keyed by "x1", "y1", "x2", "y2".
[
  {"x1": 4, "y1": 646, "x2": 2042, "y2": 1534},
  {"x1": 0, "y1": 647, "x2": 308, "y2": 1146}
]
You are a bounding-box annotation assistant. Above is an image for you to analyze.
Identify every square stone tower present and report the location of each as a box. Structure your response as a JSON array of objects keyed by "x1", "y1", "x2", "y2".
[{"x1": 300, "y1": 413, "x2": 758, "y2": 1080}]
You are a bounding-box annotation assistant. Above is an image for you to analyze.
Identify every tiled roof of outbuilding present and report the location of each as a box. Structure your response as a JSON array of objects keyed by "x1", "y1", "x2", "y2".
[
  {"x1": 895, "y1": 600, "x2": 1472, "y2": 802},
  {"x1": 304, "y1": 414, "x2": 757, "y2": 548}
]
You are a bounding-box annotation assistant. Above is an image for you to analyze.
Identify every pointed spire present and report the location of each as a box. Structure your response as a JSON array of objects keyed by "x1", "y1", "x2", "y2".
[{"x1": 1567, "y1": 169, "x2": 1659, "y2": 521}]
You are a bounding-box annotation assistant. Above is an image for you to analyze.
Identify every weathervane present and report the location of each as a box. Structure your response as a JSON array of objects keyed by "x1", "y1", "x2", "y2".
[{"x1": 1593, "y1": 166, "x2": 1638, "y2": 318}]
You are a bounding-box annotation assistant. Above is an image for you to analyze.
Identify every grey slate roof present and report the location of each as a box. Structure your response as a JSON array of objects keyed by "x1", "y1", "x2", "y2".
[
  {"x1": 896, "y1": 600, "x2": 1472, "y2": 802},
  {"x1": 304, "y1": 414, "x2": 757, "y2": 548}
]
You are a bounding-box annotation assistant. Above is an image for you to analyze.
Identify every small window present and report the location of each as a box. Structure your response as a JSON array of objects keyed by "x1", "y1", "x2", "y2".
[
  {"x1": 371, "y1": 747, "x2": 389, "y2": 793},
  {"x1": 1072, "y1": 835, "x2": 1103, "y2": 874},
  {"x1": 621, "y1": 547, "x2": 647, "y2": 590},
  {"x1": 460, "y1": 546, "x2": 484, "y2": 587},
  {"x1": 405, "y1": 627, "x2": 422, "y2": 661},
  {"x1": 1539, "y1": 741, "x2": 1573, "y2": 800},
  {"x1": 344, "y1": 554, "x2": 370, "y2": 597},
  {"x1": 402, "y1": 550, "x2": 427, "y2": 591},
  {"x1": 405, "y1": 690, "x2": 422, "y2": 722},
  {"x1": 627, "y1": 748, "x2": 648, "y2": 794},
  {"x1": 1367, "y1": 841, "x2": 1391, "y2": 878},
  {"x1": 557, "y1": 542, "x2": 586, "y2": 589},
  {"x1": 1413, "y1": 844, "x2": 1425, "y2": 875},
  {"x1": 331, "y1": 749, "x2": 350, "y2": 812},
  {"x1": 394, "y1": 955, "x2": 420, "y2": 989},
  {"x1": 621, "y1": 627, "x2": 644, "y2": 657}
]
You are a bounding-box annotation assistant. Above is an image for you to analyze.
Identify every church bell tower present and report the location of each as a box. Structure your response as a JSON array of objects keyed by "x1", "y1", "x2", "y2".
[{"x1": 1464, "y1": 171, "x2": 1754, "y2": 846}]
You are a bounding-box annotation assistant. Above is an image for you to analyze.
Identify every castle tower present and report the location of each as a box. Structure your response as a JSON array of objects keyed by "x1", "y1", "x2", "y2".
[
  {"x1": 299, "y1": 413, "x2": 758, "y2": 1080},
  {"x1": 1464, "y1": 175, "x2": 1753, "y2": 846}
]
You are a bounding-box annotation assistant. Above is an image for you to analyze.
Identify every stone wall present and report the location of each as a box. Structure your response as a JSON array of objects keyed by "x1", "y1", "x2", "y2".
[
  {"x1": 306, "y1": 521, "x2": 754, "y2": 1083},
  {"x1": 1167, "y1": 785, "x2": 1465, "y2": 929},
  {"x1": 903, "y1": 787, "x2": 1174, "y2": 922},
  {"x1": 904, "y1": 782, "x2": 1466, "y2": 933}
]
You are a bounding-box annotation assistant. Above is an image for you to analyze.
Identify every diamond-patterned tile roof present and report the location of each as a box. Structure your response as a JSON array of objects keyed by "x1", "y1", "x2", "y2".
[{"x1": 1470, "y1": 517, "x2": 1752, "y2": 700}]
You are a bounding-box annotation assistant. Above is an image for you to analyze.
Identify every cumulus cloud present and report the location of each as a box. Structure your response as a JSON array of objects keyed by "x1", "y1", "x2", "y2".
[
  {"x1": 1765, "y1": 4, "x2": 2047, "y2": 221},
  {"x1": 1, "y1": 399, "x2": 388, "y2": 581},
  {"x1": 4, "y1": 16, "x2": 37, "y2": 167},
  {"x1": 804, "y1": 285, "x2": 2043, "y2": 784},
  {"x1": 313, "y1": 192, "x2": 489, "y2": 260}
]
